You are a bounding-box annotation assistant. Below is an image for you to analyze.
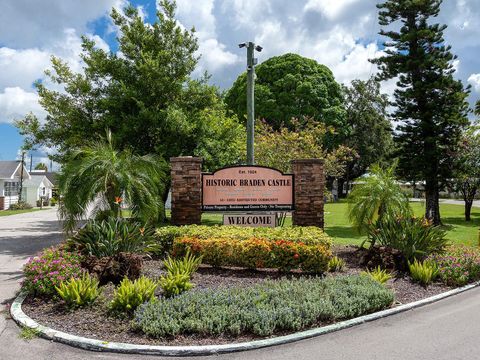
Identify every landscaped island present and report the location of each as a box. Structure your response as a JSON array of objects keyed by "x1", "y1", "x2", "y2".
[{"x1": 19, "y1": 221, "x2": 480, "y2": 346}]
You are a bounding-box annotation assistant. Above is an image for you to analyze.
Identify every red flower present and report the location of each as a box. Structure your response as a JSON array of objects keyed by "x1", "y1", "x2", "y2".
[
  {"x1": 293, "y1": 253, "x2": 299, "y2": 259},
  {"x1": 114, "y1": 196, "x2": 123, "y2": 204}
]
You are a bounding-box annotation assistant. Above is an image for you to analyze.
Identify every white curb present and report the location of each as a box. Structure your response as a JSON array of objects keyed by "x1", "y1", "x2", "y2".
[{"x1": 10, "y1": 281, "x2": 480, "y2": 356}]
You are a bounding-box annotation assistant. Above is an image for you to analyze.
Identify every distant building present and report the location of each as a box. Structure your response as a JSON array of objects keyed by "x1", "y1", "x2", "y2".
[{"x1": 0, "y1": 161, "x2": 56, "y2": 210}]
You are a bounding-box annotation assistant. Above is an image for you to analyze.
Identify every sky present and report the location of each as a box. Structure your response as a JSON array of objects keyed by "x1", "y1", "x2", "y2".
[{"x1": 0, "y1": 0, "x2": 479, "y2": 167}]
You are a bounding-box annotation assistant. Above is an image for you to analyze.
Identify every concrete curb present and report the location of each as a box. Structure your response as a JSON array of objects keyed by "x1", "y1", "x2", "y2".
[{"x1": 10, "y1": 281, "x2": 480, "y2": 356}]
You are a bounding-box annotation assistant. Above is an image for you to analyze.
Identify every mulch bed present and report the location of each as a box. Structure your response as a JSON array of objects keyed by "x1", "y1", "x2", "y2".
[{"x1": 22, "y1": 246, "x2": 452, "y2": 346}]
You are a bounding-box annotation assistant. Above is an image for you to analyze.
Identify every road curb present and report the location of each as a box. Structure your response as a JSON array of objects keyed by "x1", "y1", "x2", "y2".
[{"x1": 10, "y1": 281, "x2": 480, "y2": 356}]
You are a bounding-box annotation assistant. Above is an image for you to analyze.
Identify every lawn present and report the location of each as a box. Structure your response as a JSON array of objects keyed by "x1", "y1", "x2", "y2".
[
  {"x1": 0, "y1": 208, "x2": 46, "y2": 217},
  {"x1": 196, "y1": 201, "x2": 480, "y2": 247}
]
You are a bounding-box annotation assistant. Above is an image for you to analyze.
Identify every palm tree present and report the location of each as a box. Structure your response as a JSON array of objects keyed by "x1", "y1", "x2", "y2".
[
  {"x1": 347, "y1": 163, "x2": 411, "y2": 233},
  {"x1": 58, "y1": 130, "x2": 166, "y2": 231}
]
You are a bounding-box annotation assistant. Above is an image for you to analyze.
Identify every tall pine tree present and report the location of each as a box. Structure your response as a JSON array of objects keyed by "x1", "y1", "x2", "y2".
[{"x1": 372, "y1": 0, "x2": 470, "y2": 225}]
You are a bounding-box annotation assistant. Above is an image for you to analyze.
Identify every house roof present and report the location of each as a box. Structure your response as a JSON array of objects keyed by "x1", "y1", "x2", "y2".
[
  {"x1": 0, "y1": 161, "x2": 22, "y2": 179},
  {"x1": 30, "y1": 171, "x2": 58, "y2": 185},
  {"x1": 23, "y1": 174, "x2": 54, "y2": 188}
]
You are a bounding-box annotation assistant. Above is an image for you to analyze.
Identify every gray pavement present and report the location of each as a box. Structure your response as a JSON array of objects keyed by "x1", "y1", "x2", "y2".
[{"x1": 1, "y1": 207, "x2": 480, "y2": 359}]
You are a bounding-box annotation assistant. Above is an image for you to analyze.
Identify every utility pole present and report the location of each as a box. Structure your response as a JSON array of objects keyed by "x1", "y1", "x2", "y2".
[
  {"x1": 239, "y1": 42, "x2": 262, "y2": 165},
  {"x1": 19, "y1": 151, "x2": 25, "y2": 202}
]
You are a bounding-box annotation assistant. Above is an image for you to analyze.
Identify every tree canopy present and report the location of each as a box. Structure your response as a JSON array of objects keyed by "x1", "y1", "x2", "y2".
[
  {"x1": 342, "y1": 77, "x2": 393, "y2": 182},
  {"x1": 16, "y1": 1, "x2": 244, "y2": 172},
  {"x1": 371, "y1": 0, "x2": 470, "y2": 225},
  {"x1": 224, "y1": 53, "x2": 347, "y2": 144}
]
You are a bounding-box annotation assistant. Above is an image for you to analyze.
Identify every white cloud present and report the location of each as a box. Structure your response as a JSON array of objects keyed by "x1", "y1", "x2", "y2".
[
  {"x1": 0, "y1": 87, "x2": 46, "y2": 123},
  {"x1": 468, "y1": 73, "x2": 480, "y2": 93},
  {"x1": 304, "y1": 0, "x2": 362, "y2": 21}
]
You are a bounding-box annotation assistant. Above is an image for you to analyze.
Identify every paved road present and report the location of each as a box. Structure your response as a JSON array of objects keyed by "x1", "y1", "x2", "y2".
[{"x1": 1, "y1": 208, "x2": 480, "y2": 359}]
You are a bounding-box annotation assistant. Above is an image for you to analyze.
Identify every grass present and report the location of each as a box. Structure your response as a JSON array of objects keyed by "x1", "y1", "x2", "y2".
[
  {"x1": 0, "y1": 208, "x2": 46, "y2": 217},
  {"x1": 191, "y1": 201, "x2": 480, "y2": 247},
  {"x1": 19, "y1": 326, "x2": 40, "y2": 341}
]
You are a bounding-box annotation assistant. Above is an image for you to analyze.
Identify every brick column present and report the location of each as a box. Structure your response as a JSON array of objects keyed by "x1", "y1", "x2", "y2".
[
  {"x1": 170, "y1": 157, "x2": 202, "y2": 225},
  {"x1": 0, "y1": 196, "x2": 4, "y2": 211},
  {"x1": 291, "y1": 159, "x2": 325, "y2": 228}
]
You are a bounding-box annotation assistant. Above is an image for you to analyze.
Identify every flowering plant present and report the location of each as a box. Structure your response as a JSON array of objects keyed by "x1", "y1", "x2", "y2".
[
  {"x1": 23, "y1": 246, "x2": 83, "y2": 296},
  {"x1": 172, "y1": 236, "x2": 332, "y2": 273},
  {"x1": 428, "y1": 246, "x2": 480, "y2": 286}
]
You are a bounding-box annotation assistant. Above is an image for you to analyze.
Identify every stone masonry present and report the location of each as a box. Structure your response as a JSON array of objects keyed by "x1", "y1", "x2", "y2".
[
  {"x1": 291, "y1": 159, "x2": 325, "y2": 228},
  {"x1": 170, "y1": 157, "x2": 202, "y2": 225}
]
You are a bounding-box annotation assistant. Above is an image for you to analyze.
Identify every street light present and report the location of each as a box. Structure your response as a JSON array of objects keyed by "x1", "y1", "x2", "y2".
[{"x1": 239, "y1": 41, "x2": 262, "y2": 165}]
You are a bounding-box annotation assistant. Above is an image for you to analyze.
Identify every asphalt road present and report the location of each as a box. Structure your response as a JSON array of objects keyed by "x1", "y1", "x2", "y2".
[{"x1": 1, "y1": 208, "x2": 480, "y2": 360}]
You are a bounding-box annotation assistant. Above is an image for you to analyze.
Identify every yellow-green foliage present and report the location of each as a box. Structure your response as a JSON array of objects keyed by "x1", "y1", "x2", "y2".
[
  {"x1": 361, "y1": 266, "x2": 392, "y2": 284},
  {"x1": 328, "y1": 256, "x2": 346, "y2": 272},
  {"x1": 159, "y1": 273, "x2": 193, "y2": 298},
  {"x1": 55, "y1": 272, "x2": 101, "y2": 308},
  {"x1": 110, "y1": 276, "x2": 158, "y2": 313},
  {"x1": 159, "y1": 251, "x2": 201, "y2": 297},
  {"x1": 409, "y1": 259, "x2": 438, "y2": 286},
  {"x1": 155, "y1": 225, "x2": 332, "y2": 254},
  {"x1": 163, "y1": 249, "x2": 202, "y2": 277}
]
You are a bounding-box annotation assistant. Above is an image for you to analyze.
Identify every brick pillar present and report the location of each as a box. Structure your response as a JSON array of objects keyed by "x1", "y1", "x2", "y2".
[
  {"x1": 0, "y1": 196, "x2": 4, "y2": 211},
  {"x1": 170, "y1": 157, "x2": 202, "y2": 225},
  {"x1": 291, "y1": 159, "x2": 325, "y2": 228}
]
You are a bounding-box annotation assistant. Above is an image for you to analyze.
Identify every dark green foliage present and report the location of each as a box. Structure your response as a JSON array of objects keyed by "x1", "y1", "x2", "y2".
[
  {"x1": 16, "y1": 1, "x2": 244, "y2": 176},
  {"x1": 372, "y1": 0, "x2": 470, "y2": 225},
  {"x1": 367, "y1": 217, "x2": 448, "y2": 264},
  {"x1": 225, "y1": 53, "x2": 347, "y2": 144},
  {"x1": 342, "y1": 77, "x2": 393, "y2": 181},
  {"x1": 70, "y1": 218, "x2": 159, "y2": 257},
  {"x1": 134, "y1": 275, "x2": 394, "y2": 337}
]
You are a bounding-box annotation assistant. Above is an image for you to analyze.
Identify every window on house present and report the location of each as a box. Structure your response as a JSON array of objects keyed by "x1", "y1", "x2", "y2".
[{"x1": 4, "y1": 182, "x2": 20, "y2": 196}]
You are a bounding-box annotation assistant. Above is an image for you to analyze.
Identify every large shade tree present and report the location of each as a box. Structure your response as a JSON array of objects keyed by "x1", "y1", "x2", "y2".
[
  {"x1": 371, "y1": 0, "x2": 470, "y2": 225},
  {"x1": 341, "y1": 77, "x2": 393, "y2": 192},
  {"x1": 16, "y1": 1, "x2": 244, "y2": 204},
  {"x1": 225, "y1": 53, "x2": 347, "y2": 146}
]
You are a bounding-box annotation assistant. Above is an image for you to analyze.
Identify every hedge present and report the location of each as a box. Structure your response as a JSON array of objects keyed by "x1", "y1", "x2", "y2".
[
  {"x1": 172, "y1": 236, "x2": 332, "y2": 273},
  {"x1": 134, "y1": 275, "x2": 394, "y2": 337},
  {"x1": 155, "y1": 225, "x2": 332, "y2": 254}
]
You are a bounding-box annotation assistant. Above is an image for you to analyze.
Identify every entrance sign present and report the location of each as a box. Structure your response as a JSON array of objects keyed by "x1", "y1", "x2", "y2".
[
  {"x1": 202, "y1": 166, "x2": 294, "y2": 211},
  {"x1": 223, "y1": 214, "x2": 276, "y2": 227}
]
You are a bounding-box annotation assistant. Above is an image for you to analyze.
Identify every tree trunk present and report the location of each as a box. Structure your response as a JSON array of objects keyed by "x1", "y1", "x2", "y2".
[
  {"x1": 465, "y1": 200, "x2": 473, "y2": 222},
  {"x1": 425, "y1": 179, "x2": 441, "y2": 225}
]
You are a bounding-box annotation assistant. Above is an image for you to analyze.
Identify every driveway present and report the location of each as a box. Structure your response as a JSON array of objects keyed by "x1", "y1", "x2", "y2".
[{"x1": 1, "y1": 208, "x2": 480, "y2": 359}]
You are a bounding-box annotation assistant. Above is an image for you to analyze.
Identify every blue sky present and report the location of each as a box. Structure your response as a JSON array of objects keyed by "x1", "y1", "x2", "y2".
[{"x1": 0, "y1": 0, "x2": 479, "y2": 166}]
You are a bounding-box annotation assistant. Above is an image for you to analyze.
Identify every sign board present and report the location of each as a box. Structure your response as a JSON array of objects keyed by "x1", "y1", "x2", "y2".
[
  {"x1": 223, "y1": 214, "x2": 276, "y2": 227},
  {"x1": 202, "y1": 166, "x2": 294, "y2": 211}
]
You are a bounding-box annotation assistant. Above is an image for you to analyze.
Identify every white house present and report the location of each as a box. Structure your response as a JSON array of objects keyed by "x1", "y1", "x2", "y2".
[
  {"x1": 0, "y1": 161, "x2": 31, "y2": 210},
  {"x1": 22, "y1": 175, "x2": 54, "y2": 207}
]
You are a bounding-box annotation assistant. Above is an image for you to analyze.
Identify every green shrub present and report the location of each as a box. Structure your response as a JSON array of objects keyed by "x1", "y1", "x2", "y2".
[
  {"x1": 55, "y1": 272, "x2": 101, "y2": 308},
  {"x1": 172, "y1": 237, "x2": 331, "y2": 273},
  {"x1": 134, "y1": 275, "x2": 394, "y2": 338},
  {"x1": 163, "y1": 250, "x2": 202, "y2": 277},
  {"x1": 361, "y1": 266, "x2": 392, "y2": 284},
  {"x1": 22, "y1": 246, "x2": 83, "y2": 296},
  {"x1": 69, "y1": 218, "x2": 159, "y2": 257},
  {"x1": 159, "y1": 273, "x2": 193, "y2": 298},
  {"x1": 155, "y1": 225, "x2": 331, "y2": 254},
  {"x1": 9, "y1": 201, "x2": 33, "y2": 210},
  {"x1": 408, "y1": 259, "x2": 438, "y2": 286},
  {"x1": 428, "y1": 246, "x2": 480, "y2": 286},
  {"x1": 328, "y1": 256, "x2": 345, "y2": 272},
  {"x1": 366, "y1": 216, "x2": 448, "y2": 264},
  {"x1": 50, "y1": 198, "x2": 58, "y2": 206},
  {"x1": 110, "y1": 276, "x2": 158, "y2": 313}
]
